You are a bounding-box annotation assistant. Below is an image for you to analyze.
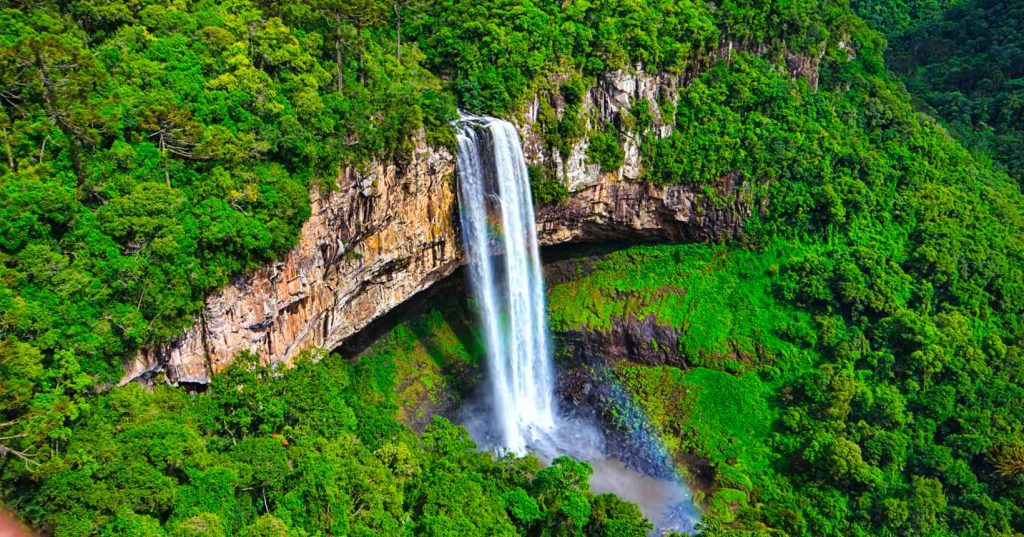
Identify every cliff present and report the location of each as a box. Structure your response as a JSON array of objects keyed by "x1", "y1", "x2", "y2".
[{"x1": 121, "y1": 52, "x2": 800, "y2": 385}]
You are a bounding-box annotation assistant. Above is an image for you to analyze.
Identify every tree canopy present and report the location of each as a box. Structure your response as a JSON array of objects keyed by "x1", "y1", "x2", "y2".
[{"x1": 2, "y1": 1, "x2": 1024, "y2": 536}]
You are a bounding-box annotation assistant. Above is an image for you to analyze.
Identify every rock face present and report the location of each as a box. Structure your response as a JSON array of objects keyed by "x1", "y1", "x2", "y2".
[
  {"x1": 123, "y1": 139, "x2": 461, "y2": 384},
  {"x1": 123, "y1": 154, "x2": 749, "y2": 384},
  {"x1": 537, "y1": 173, "x2": 750, "y2": 245},
  {"x1": 121, "y1": 48, "x2": 817, "y2": 384},
  {"x1": 554, "y1": 314, "x2": 686, "y2": 369}
]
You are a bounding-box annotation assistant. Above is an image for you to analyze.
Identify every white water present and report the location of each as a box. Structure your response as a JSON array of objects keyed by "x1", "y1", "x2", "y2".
[
  {"x1": 455, "y1": 114, "x2": 556, "y2": 454},
  {"x1": 455, "y1": 115, "x2": 700, "y2": 534}
]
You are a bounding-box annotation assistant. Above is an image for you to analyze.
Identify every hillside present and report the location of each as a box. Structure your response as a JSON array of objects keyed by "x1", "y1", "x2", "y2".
[
  {"x1": 885, "y1": 0, "x2": 1024, "y2": 183},
  {"x1": 1, "y1": 1, "x2": 1023, "y2": 536}
]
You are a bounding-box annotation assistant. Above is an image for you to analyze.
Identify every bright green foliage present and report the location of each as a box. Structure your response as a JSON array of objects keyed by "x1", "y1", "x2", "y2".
[
  {"x1": 2, "y1": 1, "x2": 1024, "y2": 537},
  {"x1": 448, "y1": 1, "x2": 1021, "y2": 534},
  {"x1": 0, "y1": 0, "x2": 455, "y2": 393},
  {"x1": 0, "y1": 0, "x2": 457, "y2": 503},
  {"x1": 410, "y1": 0, "x2": 718, "y2": 115},
  {"x1": 707, "y1": 488, "x2": 748, "y2": 524},
  {"x1": 544, "y1": 39, "x2": 1024, "y2": 529},
  {"x1": 547, "y1": 244, "x2": 815, "y2": 370},
  {"x1": 0, "y1": 349, "x2": 649, "y2": 535},
  {"x1": 586, "y1": 494, "x2": 652, "y2": 537},
  {"x1": 586, "y1": 127, "x2": 625, "y2": 172},
  {"x1": 353, "y1": 295, "x2": 484, "y2": 427},
  {"x1": 528, "y1": 164, "x2": 569, "y2": 206},
  {"x1": 611, "y1": 363, "x2": 778, "y2": 525}
]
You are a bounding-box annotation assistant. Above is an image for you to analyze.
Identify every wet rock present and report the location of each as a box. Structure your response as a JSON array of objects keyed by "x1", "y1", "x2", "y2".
[{"x1": 555, "y1": 314, "x2": 686, "y2": 368}]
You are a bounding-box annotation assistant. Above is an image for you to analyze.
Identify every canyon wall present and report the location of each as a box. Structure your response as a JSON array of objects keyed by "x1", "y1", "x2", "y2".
[{"x1": 121, "y1": 51, "x2": 801, "y2": 384}]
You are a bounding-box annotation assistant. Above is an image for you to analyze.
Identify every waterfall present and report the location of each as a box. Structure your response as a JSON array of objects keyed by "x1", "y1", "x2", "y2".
[
  {"x1": 454, "y1": 114, "x2": 700, "y2": 533},
  {"x1": 455, "y1": 114, "x2": 556, "y2": 454}
]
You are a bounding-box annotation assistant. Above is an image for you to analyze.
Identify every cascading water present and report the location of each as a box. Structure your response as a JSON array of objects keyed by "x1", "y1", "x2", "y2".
[
  {"x1": 455, "y1": 114, "x2": 700, "y2": 533},
  {"x1": 455, "y1": 114, "x2": 556, "y2": 455}
]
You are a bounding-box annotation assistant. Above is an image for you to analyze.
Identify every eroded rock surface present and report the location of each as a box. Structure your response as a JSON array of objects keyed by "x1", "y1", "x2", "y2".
[
  {"x1": 123, "y1": 46, "x2": 819, "y2": 384},
  {"x1": 537, "y1": 173, "x2": 751, "y2": 245},
  {"x1": 123, "y1": 139, "x2": 460, "y2": 384}
]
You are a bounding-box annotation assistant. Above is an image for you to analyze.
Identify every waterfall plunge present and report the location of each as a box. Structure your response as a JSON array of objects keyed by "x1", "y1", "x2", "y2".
[
  {"x1": 455, "y1": 115, "x2": 556, "y2": 454},
  {"x1": 455, "y1": 115, "x2": 701, "y2": 532}
]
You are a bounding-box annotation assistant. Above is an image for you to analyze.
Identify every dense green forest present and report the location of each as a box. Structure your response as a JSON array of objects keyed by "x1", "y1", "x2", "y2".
[
  {"x1": 884, "y1": 0, "x2": 1024, "y2": 183},
  {"x1": 850, "y1": 0, "x2": 965, "y2": 35},
  {"x1": 2, "y1": 0, "x2": 1024, "y2": 535},
  {"x1": 4, "y1": 344, "x2": 658, "y2": 535}
]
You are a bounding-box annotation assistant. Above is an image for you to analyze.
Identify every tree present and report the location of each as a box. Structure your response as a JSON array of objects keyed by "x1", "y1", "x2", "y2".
[
  {"x1": 585, "y1": 493, "x2": 652, "y2": 537},
  {"x1": 239, "y1": 514, "x2": 291, "y2": 537},
  {"x1": 2, "y1": 22, "x2": 106, "y2": 186},
  {"x1": 316, "y1": 0, "x2": 384, "y2": 94},
  {"x1": 0, "y1": 339, "x2": 44, "y2": 470},
  {"x1": 230, "y1": 437, "x2": 291, "y2": 513},
  {"x1": 990, "y1": 442, "x2": 1024, "y2": 478},
  {"x1": 907, "y1": 476, "x2": 947, "y2": 533},
  {"x1": 392, "y1": 0, "x2": 425, "y2": 62}
]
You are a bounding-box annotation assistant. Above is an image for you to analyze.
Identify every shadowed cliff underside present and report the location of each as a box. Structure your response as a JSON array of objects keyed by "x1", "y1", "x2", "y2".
[{"x1": 122, "y1": 50, "x2": 812, "y2": 385}]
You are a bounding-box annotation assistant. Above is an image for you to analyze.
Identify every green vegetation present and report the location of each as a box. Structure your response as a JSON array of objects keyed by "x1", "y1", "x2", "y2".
[
  {"x1": 528, "y1": 163, "x2": 569, "y2": 205},
  {"x1": 885, "y1": 0, "x2": 1024, "y2": 183},
  {"x1": 414, "y1": 0, "x2": 856, "y2": 118},
  {"x1": 352, "y1": 295, "x2": 483, "y2": 427},
  {"x1": 586, "y1": 127, "x2": 625, "y2": 172},
  {"x1": 547, "y1": 244, "x2": 814, "y2": 371},
  {"x1": 0, "y1": 0, "x2": 456, "y2": 385},
  {"x1": 2, "y1": 0, "x2": 1024, "y2": 536},
  {"x1": 851, "y1": 0, "x2": 965, "y2": 35},
  {"x1": 542, "y1": 12, "x2": 1024, "y2": 529},
  {"x1": 550, "y1": 236, "x2": 1023, "y2": 536},
  {"x1": 544, "y1": 42, "x2": 1024, "y2": 531},
  {"x1": 547, "y1": 245, "x2": 796, "y2": 529},
  {"x1": 1, "y1": 347, "x2": 652, "y2": 535}
]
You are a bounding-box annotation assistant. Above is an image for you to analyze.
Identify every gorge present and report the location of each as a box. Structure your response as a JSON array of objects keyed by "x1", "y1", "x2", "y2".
[
  {"x1": 6, "y1": 1, "x2": 1024, "y2": 535},
  {"x1": 120, "y1": 67, "x2": 757, "y2": 387}
]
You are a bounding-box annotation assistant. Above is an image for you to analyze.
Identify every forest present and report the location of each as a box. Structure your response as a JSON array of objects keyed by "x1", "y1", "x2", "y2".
[{"x1": 1, "y1": 0, "x2": 1023, "y2": 535}]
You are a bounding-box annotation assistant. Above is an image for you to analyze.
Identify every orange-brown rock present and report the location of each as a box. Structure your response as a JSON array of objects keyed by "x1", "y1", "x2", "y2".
[
  {"x1": 122, "y1": 138, "x2": 460, "y2": 384},
  {"x1": 122, "y1": 50, "x2": 822, "y2": 384}
]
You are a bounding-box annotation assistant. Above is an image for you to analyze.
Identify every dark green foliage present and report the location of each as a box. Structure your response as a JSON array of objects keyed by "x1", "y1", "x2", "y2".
[
  {"x1": 851, "y1": 0, "x2": 965, "y2": 35},
  {"x1": 528, "y1": 164, "x2": 568, "y2": 206},
  {"x1": 885, "y1": 0, "x2": 1024, "y2": 183},
  {"x1": 410, "y1": 0, "x2": 719, "y2": 115},
  {"x1": 410, "y1": 0, "x2": 856, "y2": 116}
]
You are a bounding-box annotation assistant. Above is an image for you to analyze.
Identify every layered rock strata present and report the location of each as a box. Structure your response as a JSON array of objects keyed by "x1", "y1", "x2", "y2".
[
  {"x1": 122, "y1": 45, "x2": 818, "y2": 384},
  {"x1": 123, "y1": 141, "x2": 460, "y2": 384}
]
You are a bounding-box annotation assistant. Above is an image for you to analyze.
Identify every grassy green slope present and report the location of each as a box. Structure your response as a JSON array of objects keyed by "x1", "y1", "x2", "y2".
[
  {"x1": 348, "y1": 295, "x2": 484, "y2": 428},
  {"x1": 546, "y1": 243, "x2": 802, "y2": 530},
  {"x1": 548, "y1": 244, "x2": 815, "y2": 371}
]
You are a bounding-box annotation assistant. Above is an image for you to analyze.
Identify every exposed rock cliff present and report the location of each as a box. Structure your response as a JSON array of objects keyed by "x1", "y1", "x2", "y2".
[
  {"x1": 122, "y1": 46, "x2": 817, "y2": 384},
  {"x1": 123, "y1": 155, "x2": 749, "y2": 385},
  {"x1": 123, "y1": 139, "x2": 461, "y2": 384},
  {"x1": 537, "y1": 173, "x2": 750, "y2": 245}
]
